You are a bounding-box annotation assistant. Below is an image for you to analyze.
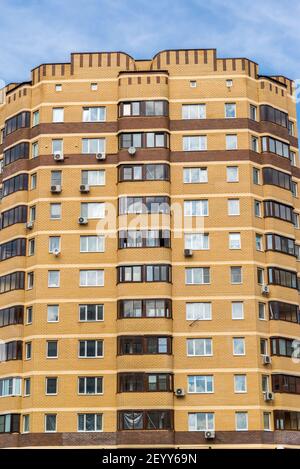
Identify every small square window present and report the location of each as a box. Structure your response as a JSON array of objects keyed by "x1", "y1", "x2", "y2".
[
  {"x1": 91, "y1": 83, "x2": 98, "y2": 91},
  {"x1": 226, "y1": 79, "x2": 233, "y2": 88},
  {"x1": 55, "y1": 84, "x2": 62, "y2": 92},
  {"x1": 190, "y1": 80, "x2": 197, "y2": 88}
]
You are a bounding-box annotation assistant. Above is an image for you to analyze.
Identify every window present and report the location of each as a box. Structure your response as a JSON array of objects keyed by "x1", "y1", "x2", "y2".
[
  {"x1": 257, "y1": 268, "x2": 264, "y2": 285},
  {"x1": 250, "y1": 105, "x2": 257, "y2": 121},
  {"x1": 119, "y1": 196, "x2": 170, "y2": 215},
  {"x1": 119, "y1": 100, "x2": 168, "y2": 117},
  {"x1": 183, "y1": 167, "x2": 207, "y2": 183},
  {"x1": 259, "y1": 302, "x2": 266, "y2": 320},
  {"x1": 233, "y1": 337, "x2": 245, "y2": 355},
  {"x1": 79, "y1": 340, "x2": 103, "y2": 358},
  {"x1": 27, "y1": 272, "x2": 34, "y2": 290},
  {"x1": 291, "y1": 181, "x2": 298, "y2": 197},
  {"x1": 91, "y1": 83, "x2": 98, "y2": 91},
  {"x1": 262, "y1": 375, "x2": 270, "y2": 393},
  {"x1": 82, "y1": 107, "x2": 106, "y2": 122},
  {"x1": 50, "y1": 170, "x2": 62, "y2": 187},
  {"x1": 55, "y1": 84, "x2": 62, "y2": 92},
  {"x1": 288, "y1": 120, "x2": 295, "y2": 136},
  {"x1": 25, "y1": 342, "x2": 32, "y2": 360},
  {"x1": 271, "y1": 337, "x2": 296, "y2": 358},
  {"x1": 0, "y1": 377, "x2": 21, "y2": 397},
  {"x1": 0, "y1": 414, "x2": 21, "y2": 434},
  {"x1": 228, "y1": 199, "x2": 240, "y2": 216},
  {"x1": 183, "y1": 135, "x2": 207, "y2": 151},
  {"x1": 260, "y1": 105, "x2": 288, "y2": 128},
  {"x1": 118, "y1": 265, "x2": 171, "y2": 283},
  {"x1": 225, "y1": 103, "x2": 236, "y2": 118},
  {"x1": 290, "y1": 151, "x2": 296, "y2": 166},
  {"x1": 184, "y1": 200, "x2": 208, "y2": 216},
  {"x1": 236, "y1": 412, "x2": 248, "y2": 431},
  {"x1": 50, "y1": 203, "x2": 61, "y2": 220},
  {"x1": 251, "y1": 136, "x2": 259, "y2": 152},
  {"x1": 256, "y1": 234, "x2": 263, "y2": 251},
  {"x1": 182, "y1": 104, "x2": 206, "y2": 119},
  {"x1": 234, "y1": 375, "x2": 247, "y2": 393},
  {"x1": 78, "y1": 414, "x2": 102, "y2": 432},
  {"x1": 231, "y1": 266, "x2": 242, "y2": 284},
  {"x1": 0, "y1": 238, "x2": 26, "y2": 260},
  {"x1": 0, "y1": 306, "x2": 23, "y2": 328},
  {"x1": 184, "y1": 233, "x2": 209, "y2": 250},
  {"x1": 45, "y1": 414, "x2": 57, "y2": 432},
  {"x1": 82, "y1": 138, "x2": 105, "y2": 154},
  {"x1": 185, "y1": 268, "x2": 210, "y2": 285},
  {"x1": 261, "y1": 136, "x2": 289, "y2": 158},
  {"x1": 78, "y1": 377, "x2": 103, "y2": 394},
  {"x1": 48, "y1": 271, "x2": 60, "y2": 288},
  {"x1": 80, "y1": 270, "x2": 104, "y2": 287},
  {"x1": 0, "y1": 341, "x2": 22, "y2": 361},
  {"x1": 52, "y1": 108, "x2": 64, "y2": 123},
  {"x1": 79, "y1": 304, "x2": 104, "y2": 322},
  {"x1": 47, "y1": 305, "x2": 59, "y2": 323},
  {"x1": 26, "y1": 306, "x2": 32, "y2": 325},
  {"x1": 80, "y1": 236, "x2": 105, "y2": 252},
  {"x1": 47, "y1": 341, "x2": 58, "y2": 358},
  {"x1": 81, "y1": 202, "x2": 105, "y2": 219},
  {"x1": 226, "y1": 135, "x2": 238, "y2": 150},
  {"x1": 1, "y1": 205, "x2": 27, "y2": 229},
  {"x1": 3, "y1": 173, "x2": 28, "y2": 197},
  {"x1": 118, "y1": 373, "x2": 172, "y2": 392},
  {"x1": 269, "y1": 301, "x2": 299, "y2": 324},
  {"x1": 119, "y1": 164, "x2": 169, "y2": 182},
  {"x1": 4, "y1": 142, "x2": 29, "y2": 166},
  {"x1": 229, "y1": 233, "x2": 241, "y2": 249},
  {"x1": 263, "y1": 167, "x2": 291, "y2": 191},
  {"x1": 24, "y1": 378, "x2": 31, "y2": 396},
  {"x1": 260, "y1": 338, "x2": 268, "y2": 356},
  {"x1": 272, "y1": 374, "x2": 300, "y2": 394},
  {"x1": 265, "y1": 233, "x2": 295, "y2": 256},
  {"x1": 227, "y1": 166, "x2": 239, "y2": 182},
  {"x1": 5, "y1": 111, "x2": 30, "y2": 135},
  {"x1": 30, "y1": 173, "x2": 37, "y2": 190},
  {"x1": 263, "y1": 412, "x2": 271, "y2": 431},
  {"x1": 46, "y1": 377, "x2": 58, "y2": 395},
  {"x1": 118, "y1": 410, "x2": 173, "y2": 430},
  {"x1": 32, "y1": 111, "x2": 39, "y2": 126},
  {"x1": 187, "y1": 338, "x2": 212, "y2": 356},
  {"x1": 268, "y1": 267, "x2": 298, "y2": 289},
  {"x1": 253, "y1": 167, "x2": 260, "y2": 184},
  {"x1": 119, "y1": 230, "x2": 170, "y2": 249},
  {"x1": 232, "y1": 302, "x2": 244, "y2": 320},
  {"x1": 186, "y1": 303, "x2": 212, "y2": 321},
  {"x1": 188, "y1": 413, "x2": 214, "y2": 431},
  {"x1": 52, "y1": 139, "x2": 63, "y2": 155},
  {"x1": 32, "y1": 142, "x2": 39, "y2": 158},
  {"x1": 0, "y1": 271, "x2": 25, "y2": 294},
  {"x1": 118, "y1": 299, "x2": 171, "y2": 319},
  {"x1": 118, "y1": 336, "x2": 171, "y2": 355},
  {"x1": 49, "y1": 236, "x2": 60, "y2": 253},
  {"x1": 81, "y1": 170, "x2": 105, "y2": 186},
  {"x1": 190, "y1": 80, "x2": 197, "y2": 88},
  {"x1": 188, "y1": 375, "x2": 213, "y2": 393},
  {"x1": 254, "y1": 200, "x2": 261, "y2": 217},
  {"x1": 226, "y1": 79, "x2": 233, "y2": 87},
  {"x1": 23, "y1": 415, "x2": 30, "y2": 433}
]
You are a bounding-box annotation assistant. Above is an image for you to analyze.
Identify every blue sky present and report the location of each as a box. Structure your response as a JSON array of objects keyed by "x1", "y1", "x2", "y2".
[{"x1": 0, "y1": 0, "x2": 299, "y2": 120}]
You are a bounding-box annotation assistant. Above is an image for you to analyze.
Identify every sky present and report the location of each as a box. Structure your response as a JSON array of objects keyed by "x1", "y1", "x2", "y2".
[{"x1": 0, "y1": 0, "x2": 299, "y2": 120}]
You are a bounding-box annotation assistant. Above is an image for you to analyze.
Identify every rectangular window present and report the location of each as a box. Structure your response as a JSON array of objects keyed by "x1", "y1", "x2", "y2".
[
  {"x1": 79, "y1": 304, "x2": 104, "y2": 322},
  {"x1": 46, "y1": 377, "x2": 58, "y2": 395},
  {"x1": 226, "y1": 134, "x2": 238, "y2": 150},
  {"x1": 232, "y1": 302, "x2": 244, "y2": 320},
  {"x1": 259, "y1": 302, "x2": 266, "y2": 320},
  {"x1": 32, "y1": 142, "x2": 39, "y2": 158},
  {"x1": 50, "y1": 203, "x2": 61, "y2": 220},
  {"x1": 184, "y1": 200, "x2": 208, "y2": 216},
  {"x1": 49, "y1": 236, "x2": 60, "y2": 253},
  {"x1": 45, "y1": 414, "x2": 57, "y2": 432},
  {"x1": 78, "y1": 377, "x2": 103, "y2": 395},
  {"x1": 47, "y1": 305, "x2": 59, "y2": 323},
  {"x1": 188, "y1": 375, "x2": 213, "y2": 393},
  {"x1": 81, "y1": 203, "x2": 105, "y2": 219},
  {"x1": 185, "y1": 268, "x2": 210, "y2": 285},
  {"x1": 187, "y1": 338, "x2": 212, "y2": 356},
  {"x1": 27, "y1": 272, "x2": 34, "y2": 289},
  {"x1": 0, "y1": 377, "x2": 22, "y2": 397},
  {"x1": 51, "y1": 170, "x2": 62, "y2": 186},
  {"x1": 55, "y1": 84, "x2": 62, "y2": 92},
  {"x1": 234, "y1": 375, "x2": 247, "y2": 393},
  {"x1": 225, "y1": 103, "x2": 236, "y2": 118},
  {"x1": 82, "y1": 138, "x2": 105, "y2": 154},
  {"x1": 26, "y1": 306, "x2": 32, "y2": 325},
  {"x1": 188, "y1": 413, "x2": 214, "y2": 431},
  {"x1": 80, "y1": 236, "x2": 105, "y2": 252},
  {"x1": 183, "y1": 167, "x2": 208, "y2": 183},
  {"x1": 25, "y1": 342, "x2": 32, "y2": 360},
  {"x1": 228, "y1": 199, "x2": 240, "y2": 215},
  {"x1": 30, "y1": 173, "x2": 37, "y2": 190},
  {"x1": 231, "y1": 266, "x2": 242, "y2": 284},
  {"x1": 183, "y1": 135, "x2": 207, "y2": 151},
  {"x1": 184, "y1": 233, "x2": 209, "y2": 250},
  {"x1": 48, "y1": 271, "x2": 60, "y2": 288},
  {"x1": 52, "y1": 139, "x2": 63, "y2": 155},
  {"x1": 236, "y1": 412, "x2": 248, "y2": 431},
  {"x1": 253, "y1": 167, "x2": 260, "y2": 184},
  {"x1": 254, "y1": 200, "x2": 262, "y2": 217},
  {"x1": 52, "y1": 108, "x2": 64, "y2": 123},
  {"x1": 47, "y1": 341, "x2": 58, "y2": 358},
  {"x1": 23, "y1": 415, "x2": 30, "y2": 433},
  {"x1": 79, "y1": 270, "x2": 104, "y2": 287},
  {"x1": 81, "y1": 170, "x2": 105, "y2": 186},
  {"x1": 24, "y1": 378, "x2": 31, "y2": 396},
  {"x1": 28, "y1": 238, "x2": 35, "y2": 256},
  {"x1": 257, "y1": 268, "x2": 264, "y2": 284},
  {"x1": 182, "y1": 104, "x2": 206, "y2": 119},
  {"x1": 256, "y1": 234, "x2": 263, "y2": 251},
  {"x1": 82, "y1": 107, "x2": 106, "y2": 122},
  {"x1": 227, "y1": 166, "x2": 239, "y2": 182},
  {"x1": 251, "y1": 136, "x2": 259, "y2": 152},
  {"x1": 233, "y1": 337, "x2": 245, "y2": 355},
  {"x1": 32, "y1": 111, "x2": 39, "y2": 126},
  {"x1": 229, "y1": 233, "x2": 241, "y2": 249},
  {"x1": 186, "y1": 303, "x2": 212, "y2": 321},
  {"x1": 79, "y1": 340, "x2": 103, "y2": 358},
  {"x1": 263, "y1": 412, "x2": 271, "y2": 431},
  {"x1": 250, "y1": 105, "x2": 257, "y2": 121}
]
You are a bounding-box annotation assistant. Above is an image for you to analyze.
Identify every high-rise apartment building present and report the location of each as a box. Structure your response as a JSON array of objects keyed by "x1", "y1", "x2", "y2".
[{"x1": 0, "y1": 48, "x2": 299, "y2": 448}]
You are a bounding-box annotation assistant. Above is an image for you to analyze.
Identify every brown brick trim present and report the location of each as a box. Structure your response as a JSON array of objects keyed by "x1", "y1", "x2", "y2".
[
  {"x1": 1, "y1": 430, "x2": 300, "y2": 448},
  {"x1": 118, "y1": 117, "x2": 170, "y2": 131}
]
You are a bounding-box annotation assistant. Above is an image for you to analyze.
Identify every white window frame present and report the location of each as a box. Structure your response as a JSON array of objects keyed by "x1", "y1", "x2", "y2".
[
  {"x1": 187, "y1": 375, "x2": 214, "y2": 394},
  {"x1": 226, "y1": 134, "x2": 238, "y2": 150},
  {"x1": 235, "y1": 412, "x2": 248, "y2": 431},
  {"x1": 228, "y1": 199, "x2": 240, "y2": 216},
  {"x1": 233, "y1": 337, "x2": 246, "y2": 356},
  {"x1": 187, "y1": 338, "x2": 213, "y2": 356},
  {"x1": 183, "y1": 167, "x2": 208, "y2": 184},
  {"x1": 226, "y1": 166, "x2": 239, "y2": 182},
  {"x1": 52, "y1": 108, "x2": 64, "y2": 123},
  {"x1": 79, "y1": 270, "x2": 104, "y2": 287},
  {"x1": 184, "y1": 233, "x2": 209, "y2": 250},
  {"x1": 45, "y1": 414, "x2": 57, "y2": 433},
  {"x1": 80, "y1": 236, "x2": 105, "y2": 253},
  {"x1": 82, "y1": 107, "x2": 106, "y2": 122},
  {"x1": 81, "y1": 170, "x2": 105, "y2": 186},
  {"x1": 48, "y1": 270, "x2": 60, "y2": 288},
  {"x1": 82, "y1": 138, "x2": 105, "y2": 154},
  {"x1": 234, "y1": 375, "x2": 247, "y2": 393},
  {"x1": 186, "y1": 302, "x2": 212, "y2": 321},
  {"x1": 182, "y1": 104, "x2": 206, "y2": 120},
  {"x1": 183, "y1": 135, "x2": 207, "y2": 151},
  {"x1": 229, "y1": 232, "x2": 241, "y2": 250},
  {"x1": 184, "y1": 200, "x2": 209, "y2": 217},
  {"x1": 185, "y1": 268, "x2": 210, "y2": 285},
  {"x1": 188, "y1": 412, "x2": 215, "y2": 431},
  {"x1": 47, "y1": 305, "x2": 59, "y2": 323},
  {"x1": 77, "y1": 413, "x2": 103, "y2": 432},
  {"x1": 231, "y1": 302, "x2": 244, "y2": 320}
]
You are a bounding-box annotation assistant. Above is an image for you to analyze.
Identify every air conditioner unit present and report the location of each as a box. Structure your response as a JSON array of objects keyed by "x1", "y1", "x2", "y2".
[
  {"x1": 262, "y1": 355, "x2": 272, "y2": 365},
  {"x1": 78, "y1": 216, "x2": 88, "y2": 225},
  {"x1": 128, "y1": 146, "x2": 136, "y2": 156},
  {"x1": 51, "y1": 185, "x2": 61, "y2": 193},
  {"x1": 184, "y1": 249, "x2": 193, "y2": 257},
  {"x1": 96, "y1": 153, "x2": 106, "y2": 160},
  {"x1": 261, "y1": 284, "x2": 270, "y2": 295},
  {"x1": 174, "y1": 388, "x2": 185, "y2": 397},
  {"x1": 53, "y1": 153, "x2": 64, "y2": 161},
  {"x1": 25, "y1": 221, "x2": 34, "y2": 230},
  {"x1": 264, "y1": 392, "x2": 274, "y2": 402},
  {"x1": 52, "y1": 248, "x2": 60, "y2": 257},
  {"x1": 204, "y1": 431, "x2": 215, "y2": 440},
  {"x1": 80, "y1": 184, "x2": 90, "y2": 193}
]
